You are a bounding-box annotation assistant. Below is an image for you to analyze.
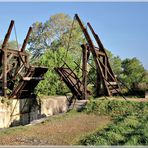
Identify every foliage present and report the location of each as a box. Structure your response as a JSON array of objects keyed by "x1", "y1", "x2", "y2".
[
  {"x1": 79, "y1": 100, "x2": 148, "y2": 145},
  {"x1": 28, "y1": 13, "x2": 84, "y2": 59},
  {"x1": 121, "y1": 57, "x2": 146, "y2": 90},
  {"x1": 84, "y1": 99, "x2": 148, "y2": 117},
  {"x1": 35, "y1": 47, "x2": 76, "y2": 95}
]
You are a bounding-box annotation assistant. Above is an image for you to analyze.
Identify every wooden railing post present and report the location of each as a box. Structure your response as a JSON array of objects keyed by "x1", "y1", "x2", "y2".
[{"x1": 81, "y1": 44, "x2": 88, "y2": 100}]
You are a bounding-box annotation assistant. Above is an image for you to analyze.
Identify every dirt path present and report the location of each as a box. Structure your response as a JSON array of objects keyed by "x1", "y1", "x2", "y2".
[{"x1": 0, "y1": 113, "x2": 111, "y2": 145}]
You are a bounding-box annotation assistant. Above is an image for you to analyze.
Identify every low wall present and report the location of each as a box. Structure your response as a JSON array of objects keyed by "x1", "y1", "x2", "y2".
[
  {"x1": 40, "y1": 96, "x2": 68, "y2": 117},
  {"x1": 145, "y1": 91, "x2": 148, "y2": 99},
  {"x1": 0, "y1": 96, "x2": 68, "y2": 128}
]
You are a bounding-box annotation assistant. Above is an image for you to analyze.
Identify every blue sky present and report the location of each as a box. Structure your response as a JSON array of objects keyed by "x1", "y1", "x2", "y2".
[{"x1": 0, "y1": 2, "x2": 148, "y2": 69}]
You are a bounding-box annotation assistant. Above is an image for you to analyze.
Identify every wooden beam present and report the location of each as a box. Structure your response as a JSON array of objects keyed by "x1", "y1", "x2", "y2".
[
  {"x1": 75, "y1": 14, "x2": 109, "y2": 96},
  {"x1": 95, "y1": 50, "x2": 106, "y2": 56},
  {"x1": 1, "y1": 21, "x2": 14, "y2": 94},
  {"x1": 81, "y1": 44, "x2": 88, "y2": 100},
  {"x1": 0, "y1": 48, "x2": 29, "y2": 57},
  {"x1": 87, "y1": 22, "x2": 107, "y2": 55},
  {"x1": 21, "y1": 27, "x2": 32, "y2": 52},
  {"x1": 2, "y1": 50, "x2": 7, "y2": 97},
  {"x1": 105, "y1": 57, "x2": 107, "y2": 80},
  {"x1": 87, "y1": 22, "x2": 118, "y2": 81},
  {"x1": 22, "y1": 77, "x2": 44, "y2": 81},
  {"x1": 87, "y1": 22, "x2": 121, "y2": 94},
  {"x1": 7, "y1": 53, "x2": 14, "y2": 62},
  {"x1": 2, "y1": 20, "x2": 14, "y2": 49},
  {"x1": 13, "y1": 64, "x2": 24, "y2": 80}
]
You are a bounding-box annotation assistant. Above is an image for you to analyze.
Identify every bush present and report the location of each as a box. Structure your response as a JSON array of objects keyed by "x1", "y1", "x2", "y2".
[{"x1": 84, "y1": 100, "x2": 148, "y2": 117}]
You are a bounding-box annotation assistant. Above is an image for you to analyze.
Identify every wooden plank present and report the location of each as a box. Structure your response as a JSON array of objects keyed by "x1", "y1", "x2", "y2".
[
  {"x1": 0, "y1": 48, "x2": 29, "y2": 57},
  {"x1": 18, "y1": 53, "x2": 28, "y2": 67},
  {"x1": 7, "y1": 53, "x2": 14, "y2": 62},
  {"x1": 8, "y1": 49, "x2": 28, "y2": 56},
  {"x1": 95, "y1": 50, "x2": 106, "y2": 56},
  {"x1": 107, "y1": 82, "x2": 117, "y2": 85},
  {"x1": 22, "y1": 77, "x2": 44, "y2": 81},
  {"x1": 87, "y1": 23, "x2": 115, "y2": 77},
  {"x1": 54, "y1": 66, "x2": 88, "y2": 99},
  {"x1": 87, "y1": 22, "x2": 107, "y2": 56}
]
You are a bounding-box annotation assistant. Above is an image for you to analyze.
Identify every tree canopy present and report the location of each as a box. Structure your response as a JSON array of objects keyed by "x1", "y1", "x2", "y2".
[
  {"x1": 28, "y1": 13, "x2": 84, "y2": 60},
  {"x1": 121, "y1": 57, "x2": 147, "y2": 90}
]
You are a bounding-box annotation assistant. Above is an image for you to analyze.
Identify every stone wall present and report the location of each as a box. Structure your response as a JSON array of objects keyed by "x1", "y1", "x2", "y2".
[
  {"x1": 0, "y1": 100, "x2": 11, "y2": 128},
  {"x1": 0, "y1": 96, "x2": 68, "y2": 128},
  {"x1": 40, "y1": 96, "x2": 68, "y2": 117}
]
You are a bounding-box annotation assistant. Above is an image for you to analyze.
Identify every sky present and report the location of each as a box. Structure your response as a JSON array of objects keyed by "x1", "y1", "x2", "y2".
[{"x1": 0, "y1": 2, "x2": 148, "y2": 69}]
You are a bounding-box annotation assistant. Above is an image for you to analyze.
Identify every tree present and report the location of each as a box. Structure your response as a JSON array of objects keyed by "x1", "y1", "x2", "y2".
[
  {"x1": 121, "y1": 57, "x2": 146, "y2": 89},
  {"x1": 35, "y1": 47, "x2": 76, "y2": 96},
  {"x1": 28, "y1": 13, "x2": 84, "y2": 60}
]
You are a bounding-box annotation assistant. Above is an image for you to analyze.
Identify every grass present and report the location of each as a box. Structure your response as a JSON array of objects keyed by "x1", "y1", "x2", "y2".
[
  {"x1": 0, "y1": 111, "x2": 111, "y2": 145},
  {"x1": 78, "y1": 99, "x2": 148, "y2": 146}
]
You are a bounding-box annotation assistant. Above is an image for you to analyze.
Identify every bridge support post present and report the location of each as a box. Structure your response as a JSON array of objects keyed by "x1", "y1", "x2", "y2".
[{"x1": 82, "y1": 44, "x2": 88, "y2": 100}]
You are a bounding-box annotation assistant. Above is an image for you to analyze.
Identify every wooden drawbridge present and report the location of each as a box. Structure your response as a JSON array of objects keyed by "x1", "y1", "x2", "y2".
[
  {"x1": 54, "y1": 62, "x2": 91, "y2": 100},
  {"x1": 0, "y1": 20, "x2": 48, "y2": 99},
  {"x1": 55, "y1": 14, "x2": 121, "y2": 100}
]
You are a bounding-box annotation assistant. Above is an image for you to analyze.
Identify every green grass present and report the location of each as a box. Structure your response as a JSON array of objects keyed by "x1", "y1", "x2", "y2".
[
  {"x1": 78, "y1": 100, "x2": 148, "y2": 146},
  {"x1": 0, "y1": 125, "x2": 26, "y2": 137}
]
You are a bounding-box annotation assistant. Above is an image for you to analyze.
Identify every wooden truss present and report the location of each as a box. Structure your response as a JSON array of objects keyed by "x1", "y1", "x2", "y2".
[
  {"x1": 75, "y1": 14, "x2": 121, "y2": 96},
  {"x1": 0, "y1": 20, "x2": 48, "y2": 99},
  {"x1": 55, "y1": 14, "x2": 121, "y2": 100}
]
